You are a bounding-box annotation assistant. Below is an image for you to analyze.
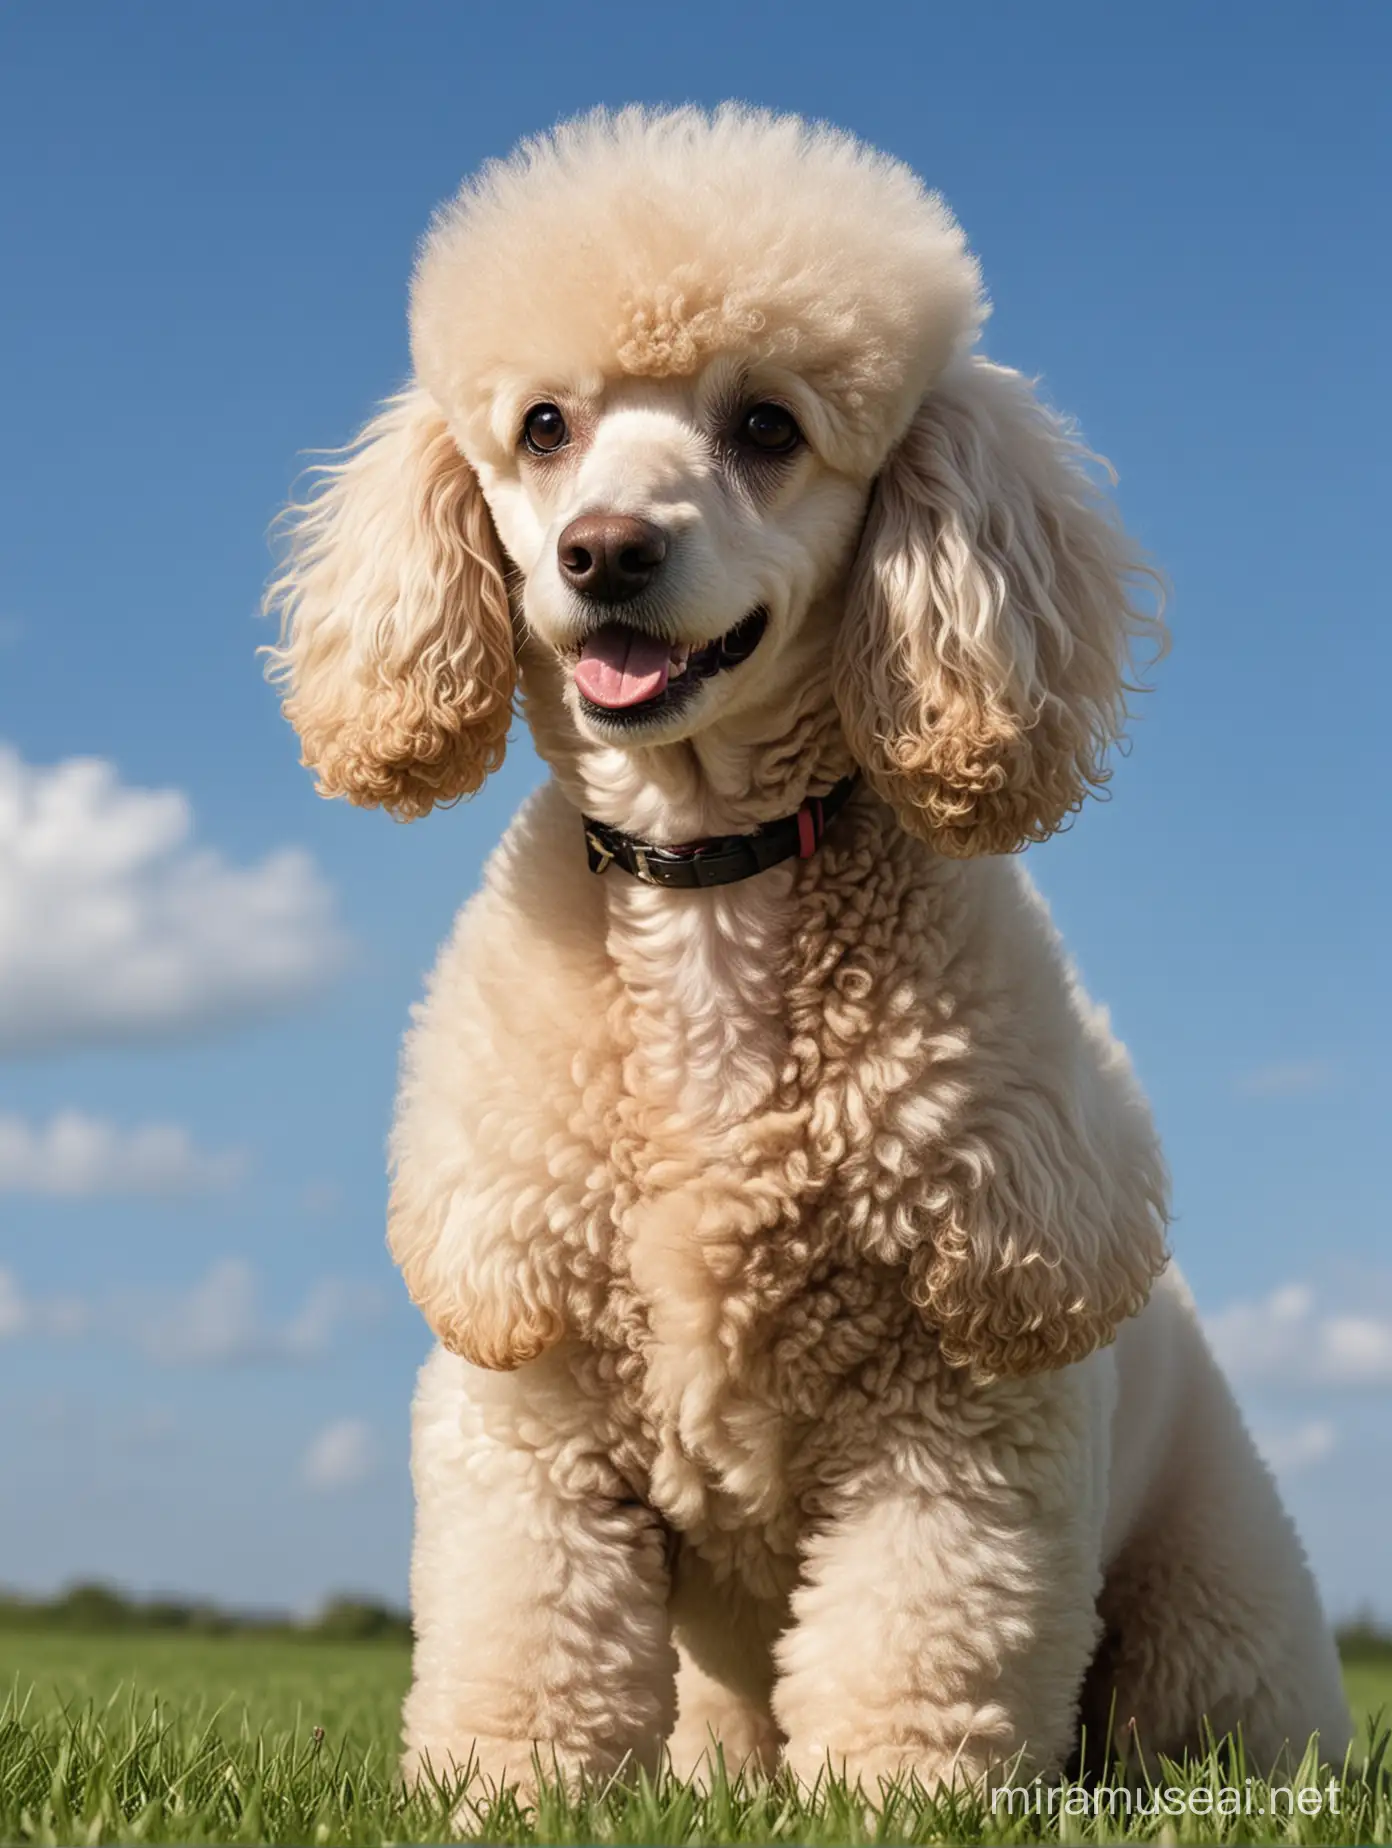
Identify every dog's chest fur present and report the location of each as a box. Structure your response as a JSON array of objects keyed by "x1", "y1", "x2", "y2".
[
  {"x1": 534, "y1": 798, "x2": 980, "y2": 1583},
  {"x1": 393, "y1": 788, "x2": 1034, "y2": 1599}
]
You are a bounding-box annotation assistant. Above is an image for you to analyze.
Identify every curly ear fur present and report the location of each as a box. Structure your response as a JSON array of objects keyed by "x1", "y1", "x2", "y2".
[
  {"x1": 395, "y1": 1254, "x2": 563, "y2": 1373},
  {"x1": 836, "y1": 358, "x2": 1163, "y2": 857},
  {"x1": 387, "y1": 1150, "x2": 567, "y2": 1373},
  {"x1": 871, "y1": 954, "x2": 1172, "y2": 1378},
  {"x1": 264, "y1": 387, "x2": 514, "y2": 818},
  {"x1": 905, "y1": 1134, "x2": 1170, "y2": 1380}
]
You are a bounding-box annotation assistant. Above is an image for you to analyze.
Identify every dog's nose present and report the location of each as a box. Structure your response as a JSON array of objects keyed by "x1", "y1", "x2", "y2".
[{"x1": 557, "y1": 514, "x2": 667, "y2": 604}]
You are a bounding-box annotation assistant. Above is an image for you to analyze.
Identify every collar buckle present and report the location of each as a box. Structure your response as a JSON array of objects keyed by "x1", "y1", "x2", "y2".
[
  {"x1": 584, "y1": 830, "x2": 615, "y2": 876},
  {"x1": 581, "y1": 773, "x2": 859, "y2": 891}
]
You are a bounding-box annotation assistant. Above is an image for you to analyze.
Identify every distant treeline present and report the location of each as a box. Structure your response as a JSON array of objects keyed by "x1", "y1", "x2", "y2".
[
  {"x1": 1338, "y1": 1616, "x2": 1392, "y2": 1664},
  {"x1": 0, "y1": 1583, "x2": 410, "y2": 1643},
  {"x1": 2, "y1": 1583, "x2": 1390, "y2": 1662}
]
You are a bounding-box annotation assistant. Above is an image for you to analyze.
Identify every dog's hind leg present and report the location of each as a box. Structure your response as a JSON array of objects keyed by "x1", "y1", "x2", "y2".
[
  {"x1": 666, "y1": 1551, "x2": 783, "y2": 1783},
  {"x1": 1080, "y1": 1351, "x2": 1350, "y2": 1776},
  {"x1": 668, "y1": 1646, "x2": 781, "y2": 1783}
]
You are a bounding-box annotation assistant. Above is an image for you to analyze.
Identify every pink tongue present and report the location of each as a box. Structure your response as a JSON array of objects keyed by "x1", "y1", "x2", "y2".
[{"x1": 574, "y1": 626, "x2": 672, "y2": 709}]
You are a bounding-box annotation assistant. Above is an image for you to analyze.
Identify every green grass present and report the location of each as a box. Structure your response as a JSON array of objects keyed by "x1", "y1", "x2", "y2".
[{"x1": 2, "y1": 1631, "x2": 1389, "y2": 1844}]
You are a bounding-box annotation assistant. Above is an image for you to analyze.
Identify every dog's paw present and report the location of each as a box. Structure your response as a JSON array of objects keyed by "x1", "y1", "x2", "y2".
[
  {"x1": 405, "y1": 1733, "x2": 587, "y2": 1812},
  {"x1": 781, "y1": 1739, "x2": 997, "y2": 1800},
  {"x1": 665, "y1": 1716, "x2": 780, "y2": 1788}
]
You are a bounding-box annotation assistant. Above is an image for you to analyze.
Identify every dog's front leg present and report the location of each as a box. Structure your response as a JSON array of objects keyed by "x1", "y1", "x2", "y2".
[
  {"x1": 773, "y1": 1419, "x2": 1105, "y2": 1793},
  {"x1": 402, "y1": 1347, "x2": 677, "y2": 1804}
]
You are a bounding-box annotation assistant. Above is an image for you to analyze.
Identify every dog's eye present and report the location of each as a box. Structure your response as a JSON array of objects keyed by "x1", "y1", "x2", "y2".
[
  {"x1": 522, "y1": 403, "x2": 569, "y2": 455},
  {"x1": 736, "y1": 402, "x2": 803, "y2": 456}
]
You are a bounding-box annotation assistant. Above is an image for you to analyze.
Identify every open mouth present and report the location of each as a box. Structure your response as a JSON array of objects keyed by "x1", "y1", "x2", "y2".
[{"x1": 571, "y1": 609, "x2": 767, "y2": 723}]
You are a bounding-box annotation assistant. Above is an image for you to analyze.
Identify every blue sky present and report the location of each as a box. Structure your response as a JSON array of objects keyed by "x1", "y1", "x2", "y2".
[{"x1": 1, "y1": 1, "x2": 1388, "y2": 1619}]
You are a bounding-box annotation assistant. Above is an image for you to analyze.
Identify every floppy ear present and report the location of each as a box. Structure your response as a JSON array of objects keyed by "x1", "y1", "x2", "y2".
[
  {"x1": 901, "y1": 1075, "x2": 1171, "y2": 1379},
  {"x1": 388, "y1": 1185, "x2": 564, "y2": 1374},
  {"x1": 835, "y1": 358, "x2": 1162, "y2": 856},
  {"x1": 264, "y1": 386, "x2": 514, "y2": 819}
]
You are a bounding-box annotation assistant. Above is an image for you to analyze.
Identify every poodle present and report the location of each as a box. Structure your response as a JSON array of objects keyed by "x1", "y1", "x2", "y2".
[{"x1": 266, "y1": 106, "x2": 1350, "y2": 1794}]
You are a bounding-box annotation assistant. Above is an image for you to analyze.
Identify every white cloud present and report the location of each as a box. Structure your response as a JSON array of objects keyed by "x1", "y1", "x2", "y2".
[
  {"x1": 0, "y1": 1270, "x2": 27, "y2": 1338},
  {"x1": 1235, "y1": 1059, "x2": 1335, "y2": 1098},
  {"x1": 0, "y1": 1268, "x2": 90, "y2": 1341},
  {"x1": 1208, "y1": 1282, "x2": 1392, "y2": 1388},
  {"x1": 299, "y1": 1180, "x2": 344, "y2": 1218},
  {"x1": 1319, "y1": 1313, "x2": 1392, "y2": 1384},
  {"x1": 0, "y1": 746, "x2": 347, "y2": 1055},
  {"x1": 134, "y1": 1259, "x2": 380, "y2": 1366},
  {"x1": 29, "y1": 1394, "x2": 179, "y2": 1450},
  {"x1": 0, "y1": 1111, "x2": 244, "y2": 1196},
  {"x1": 302, "y1": 1418, "x2": 376, "y2": 1492},
  {"x1": 1254, "y1": 1417, "x2": 1338, "y2": 1475},
  {"x1": 0, "y1": 1258, "x2": 380, "y2": 1366}
]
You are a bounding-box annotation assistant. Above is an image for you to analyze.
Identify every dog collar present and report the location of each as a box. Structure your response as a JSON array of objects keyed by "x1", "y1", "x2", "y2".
[{"x1": 583, "y1": 774, "x2": 859, "y2": 890}]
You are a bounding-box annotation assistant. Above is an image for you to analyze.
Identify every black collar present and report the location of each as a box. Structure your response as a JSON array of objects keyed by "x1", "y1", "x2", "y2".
[{"x1": 582, "y1": 774, "x2": 859, "y2": 890}]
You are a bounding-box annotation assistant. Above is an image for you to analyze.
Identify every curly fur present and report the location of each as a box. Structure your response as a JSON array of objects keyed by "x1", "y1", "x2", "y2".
[
  {"x1": 264, "y1": 389, "x2": 514, "y2": 818},
  {"x1": 410, "y1": 105, "x2": 982, "y2": 472},
  {"x1": 837, "y1": 361, "x2": 1164, "y2": 857},
  {"x1": 268, "y1": 106, "x2": 1349, "y2": 1799}
]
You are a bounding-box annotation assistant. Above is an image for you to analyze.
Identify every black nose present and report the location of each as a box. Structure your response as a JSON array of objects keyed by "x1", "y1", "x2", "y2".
[{"x1": 557, "y1": 514, "x2": 667, "y2": 604}]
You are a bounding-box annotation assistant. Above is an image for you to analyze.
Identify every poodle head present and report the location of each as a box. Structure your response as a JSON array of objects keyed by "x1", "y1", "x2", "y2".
[{"x1": 269, "y1": 106, "x2": 1159, "y2": 847}]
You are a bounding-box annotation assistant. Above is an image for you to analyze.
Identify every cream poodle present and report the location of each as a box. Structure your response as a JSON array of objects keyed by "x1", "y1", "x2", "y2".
[{"x1": 266, "y1": 107, "x2": 1349, "y2": 1793}]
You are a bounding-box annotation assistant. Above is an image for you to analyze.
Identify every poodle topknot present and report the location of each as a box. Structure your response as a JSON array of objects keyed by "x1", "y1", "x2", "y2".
[
  {"x1": 266, "y1": 105, "x2": 1349, "y2": 1800},
  {"x1": 411, "y1": 107, "x2": 984, "y2": 470}
]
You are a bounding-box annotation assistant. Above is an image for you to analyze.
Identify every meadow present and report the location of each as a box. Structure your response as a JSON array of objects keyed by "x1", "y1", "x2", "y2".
[{"x1": 2, "y1": 1630, "x2": 1390, "y2": 1845}]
